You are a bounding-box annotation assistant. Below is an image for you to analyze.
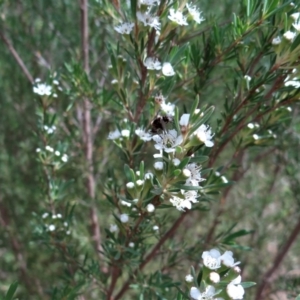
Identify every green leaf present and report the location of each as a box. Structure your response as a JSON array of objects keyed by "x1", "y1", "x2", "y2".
[
  {"x1": 5, "y1": 282, "x2": 18, "y2": 300},
  {"x1": 124, "y1": 164, "x2": 136, "y2": 182},
  {"x1": 130, "y1": 0, "x2": 137, "y2": 20},
  {"x1": 223, "y1": 229, "x2": 255, "y2": 242},
  {"x1": 189, "y1": 156, "x2": 209, "y2": 163},
  {"x1": 295, "y1": 295, "x2": 300, "y2": 300},
  {"x1": 241, "y1": 281, "x2": 257, "y2": 288},
  {"x1": 173, "y1": 184, "x2": 203, "y2": 191},
  {"x1": 139, "y1": 160, "x2": 145, "y2": 179}
]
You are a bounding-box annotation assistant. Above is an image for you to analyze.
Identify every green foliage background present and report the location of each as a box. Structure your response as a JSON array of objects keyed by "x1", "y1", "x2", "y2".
[{"x1": 1, "y1": 0, "x2": 300, "y2": 299}]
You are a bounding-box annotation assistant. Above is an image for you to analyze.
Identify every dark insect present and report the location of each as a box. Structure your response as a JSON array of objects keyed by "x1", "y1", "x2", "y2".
[{"x1": 151, "y1": 115, "x2": 173, "y2": 134}]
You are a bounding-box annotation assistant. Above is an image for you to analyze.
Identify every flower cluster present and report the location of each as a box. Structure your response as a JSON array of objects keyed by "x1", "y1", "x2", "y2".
[
  {"x1": 33, "y1": 78, "x2": 60, "y2": 97},
  {"x1": 42, "y1": 212, "x2": 71, "y2": 235},
  {"x1": 187, "y1": 249, "x2": 248, "y2": 300},
  {"x1": 36, "y1": 145, "x2": 69, "y2": 163}
]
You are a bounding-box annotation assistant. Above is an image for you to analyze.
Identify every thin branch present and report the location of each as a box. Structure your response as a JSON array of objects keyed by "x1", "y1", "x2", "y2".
[
  {"x1": 0, "y1": 31, "x2": 34, "y2": 83},
  {"x1": 80, "y1": 0, "x2": 103, "y2": 259}
]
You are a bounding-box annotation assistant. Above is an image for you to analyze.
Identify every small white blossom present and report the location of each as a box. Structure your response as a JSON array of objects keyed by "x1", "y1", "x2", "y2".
[
  {"x1": 202, "y1": 249, "x2": 222, "y2": 270},
  {"x1": 121, "y1": 200, "x2": 132, "y2": 207},
  {"x1": 114, "y1": 22, "x2": 135, "y2": 34},
  {"x1": 121, "y1": 129, "x2": 130, "y2": 137},
  {"x1": 209, "y1": 272, "x2": 220, "y2": 283},
  {"x1": 160, "y1": 101, "x2": 175, "y2": 116},
  {"x1": 152, "y1": 129, "x2": 183, "y2": 153},
  {"x1": 293, "y1": 20, "x2": 300, "y2": 32},
  {"x1": 291, "y1": 12, "x2": 300, "y2": 21},
  {"x1": 45, "y1": 145, "x2": 54, "y2": 152},
  {"x1": 144, "y1": 57, "x2": 162, "y2": 70},
  {"x1": 162, "y1": 62, "x2": 175, "y2": 76},
  {"x1": 172, "y1": 158, "x2": 180, "y2": 166},
  {"x1": 272, "y1": 36, "x2": 282, "y2": 45},
  {"x1": 283, "y1": 30, "x2": 296, "y2": 41},
  {"x1": 190, "y1": 286, "x2": 216, "y2": 300},
  {"x1": 168, "y1": 8, "x2": 188, "y2": 26},
  {"x1": 154, "y1": 161, "x2": 164, "y2": 170},
  {"x1": 146, "y1": 203, "x2": 155, "y2": 213},
  {"x1": 221, "y1": 251, "x2": 240, "y2": 267},
  {"x1": 109, "y1": 224, "x2": 118, "y2": 232},
  {"x1": 182, "y1": 168, "x2": 192, "y2": 178},
  {"x1": 185, "y1": 163, "x2": 205, "y2": 186},
  {"x1": 170, "y1": 190, "x2": 198, "y2": 211},
  {"x1": 48, "y1": 224, "x2": 56, "y2": 231},
  {"x1": 193, "y1": 124, "x2": 214, "y2": 147},
  {"x1": 111, "y1": 79, "x2": 118, "y2": 85},
  {"x1": 137, "y1": 11, "x2": 161, "y2": 31},
  {"x1": 179, "y1": 114, "x2": 190, "y2": 126},
  {"x1": 144, "y1": 172, "x2": 154, "y2": 180},
  {"x1": 33, "y1": 82, "x2": 52, "y2": 96},
  {"x1": 36, "y1": 148, "x2": 41, "y2": 153},
  {"x1": 55, "y1": 151, "x2": 60, "y2": 156},
  {"x1": 285, "y1": 79, "x2": 300, "y2": 88},
  {"x1": 120, "y1": 213, "x2": 129, "y2": 223},
  {"x1": 42, "y1": 212, "x2": 49, "y2": 219},
  {"x1": 56, "y1": 213, "x2": 62, "y2": 218},
  {"x1": 63, "y1": 222, "x2": 68, "y2": 227},
  {"x1": 244, "y1": 75, "x2": 251, "y2": 82},
  {"x1": 108, "y1": 129, "x2": 122, "y2": 140},
  {"x1": 128, "y1": 242, "x2": 135, "y2": 247},
  {"x1": 186, "y1": 3, "x2": 205, "y2": 24},
  {"x1": 135, "y1": 128, "x2": 152, "y2": 141},
  {"x1": 61, "y1": 154, "x2": 68, "y2": 162},
  {"x1": 185, "y1": 274, "x2": 193, "y2": 282},
  {"x1": 136, "y1": 179, "x2": 144, "y2": 186},
  {"x1": 226, "y1": 276, "x2": 245, "y2": 300},
  {"x1": 126, "y1": 182, "x2": 135, "y2": 189},
  {"x1": 153, "y1": 225, "x2": 159, "y2": 231}
]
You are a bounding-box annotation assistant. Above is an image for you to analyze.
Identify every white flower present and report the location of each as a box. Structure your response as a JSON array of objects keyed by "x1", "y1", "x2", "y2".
[
  {"x1": 185, "y1": 274, "x2": 193, "y2": 282},
  {"x1": 136, "y1": 179, "x2": 144, "y2": 186},
  {"x1": 168, "y1": 8, "x2": 188, "y2": 26},
  {"x1": 128, "y1": 242, "x2": 135, "y2": 247},
  {"x1": 291, "y1": 12, "x2": 300, "y2": 21},
  {"x1": 209, "y1": 272, "x2": 220, "y2": 283},
  {"x1": 182, "y1": 168, "x2": 192, "y2": 178},
  {"x1": 186, "y1": 3, "x2": 205, "y2": 24},
  {"x1": 120, "y1": 200, "x2": 132, "y2": 207},
  {"x1": 172, "y1": 158, "x2": 180, "y2": 166},
  {"x1": 190, "y1": 286, "x2": 216, "y2": 300},
  {"x1": 61, "y1": 154, "x2": 68, "y2": 162},
  {"x1": 146, "y1": 203, "x2": 155, "y2": 212},
  {"x1": 126, "y1": 182, "x2": 135, "y2": 189},
  {"x1": 170, "y1": 190, "x2": 198, "y2": 211},
  {"x1": 45, "y1": 145, "x2": 54, "y2": 152},
  {"x1": 244, "y1": 75, "x2": 251, "y2": 82},
  {"x1": 202, "y1": 249, "x2": 222, "y2": 270},
  {"x1": 33, "y1": 82, "x2": 52, "y2": 96},
  {"x1": 42, "y1": 212, "x2": 49, "y2": 219},
  {"x1": 153, "y1": 225, "x2": 159, "y2": 231},
  {"x1": 162, "y1": 62, "x2": 175, "y2": 76},
  {"x1": 180, "y1": 114, "x2": 190, "y2": 126},
  {"x1": 108, "y1": 129, "x2": 122, "y2": 140},
  {"x1": 121, "y1": 129, "x2": 130, "y2": 137},
  {"x1": 120, "y1": 213, "x2": 129, "y2": 223},
  {"x1": 221, "y1": 250, "x2": 241, "y2": 267},
  {"x1": 226, "y1": 276, "x2": 245, "y2": 300},
  {"x1": 137, "y1": 11, "x2": 161, "y2": 31},
  {"x1": 152, "y1": 129, "x2": 183, "y2": 153},
  {"x1": 111, "y1": 79, "x2": 118, "y2": 85},
  {"x1": 293, "y1": 21, "x2": 300, "y2": 32},
  {"x1": 48, "y1": 224, "x2": 56, "y2": 231},
  {"x1": 154, "y1": 161, "x2": 164, "y2": 170},
  {"x1": 160, "y1": 101, "x2": 175, "y2": 116},
  {"x1": 185, "y1": 163, "x2": 205, "y2": 186},
  {"x1": 114, "y1": 22, "x2": 135, "y2": 34},
  {"x1": 272, "y1": 36, "x2": 282, "y2": 45},
  {"x1": 109, "y1": 224, "x2": 118, "y2": 232},
  {"x1": 55, "y1": 151, "x2": 60, "y2": 156},
  {"x1": 56, "y1": 213, "x2": 62, "y2": 218},
  {"x1": 283, "y1": 30, "x2": 296, "y2": 41},
  {"x1": 285, "y1": 79, "x2": 300, "y2": 88},
  {"x1": 135, "y1": 128, "x2": 152, "y2": 141},
  {"x1": 144, "y1": 57, "x2": 162, "y2": 70},
  {"x1": 193, "y1": 124, "x2": 214, "y2": 147},
  {"x1": 36, "y1": 148, "x2": 41, "y2": 153},
  {"x1": 139, "y1": 0, "x2": 160, "y2": 5},
  {"x1": 144, "y1": 172, "x2": 154, "y2": 180}
]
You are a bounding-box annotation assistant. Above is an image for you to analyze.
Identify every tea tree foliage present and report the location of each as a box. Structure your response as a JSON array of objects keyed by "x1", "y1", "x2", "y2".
[{"x1": 1, "y1": 0, "x2": 300, "y2": 299}]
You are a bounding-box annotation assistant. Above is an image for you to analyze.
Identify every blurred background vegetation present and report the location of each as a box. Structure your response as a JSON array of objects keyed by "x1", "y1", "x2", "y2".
[{"x1": 1, "y1": 0, "x2": 300, "y2": 299}]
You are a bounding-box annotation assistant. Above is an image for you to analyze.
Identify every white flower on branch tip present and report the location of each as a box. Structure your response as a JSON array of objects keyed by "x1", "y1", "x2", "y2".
[
  {"x1": 162, "y1": 62, "x2": 175, "y2": 76},
  {"x1": 190, "y1": 285, "x2": 216, "y2": 300},
  {"x1": 221, "y1": 250, "x2": 240, "y2": 267},
  {"x1": 33, "y1": 82, "x2": 52, "y2": 96},
  {"x1": 202, "y1": 249, "x2": 222, "y2": 270},
  {"x1": 120, "y1": 213, "x2": 129, "y2": 223},
  {"x1": 114, "y1": 22, "x2": 135, "y2": 34},
  {"x1": 185, "y1": 274, "x2": 193, "y2": 282},
  {"x1": 179, "y1": 113, "x2": 190, "y2": 126},
  {"x1": 153, "y1": 225, "x2": 159, "y2": 231},
  {"x1": 226, "y1": 275, "x2": 245, "y2": 300},
  {"x1": 146, "y1": 203, "x2": 155, "y2": 212},
  {"x1": 168, "y1": 8, "x2": 188, "y2": 26},
  {"x1": 144, "y1": 57, "x2": 162, "y2": 70},
  {"x1": 154, "y1": 161, "x2": 164, "y2": 170},
  {"x1": 272, "y1": 36, "x2": 281, "y2": 45},
  {"x1": 293, "y1": 20, "x2": 300, "y2": 32},
  {"x1": 137, "y1": 11, "x2": 161, "y2": 31},
  {"x1": 291, "y1": 12, "x2": 300, "y2": 21},
  {"x1": 283, "y1": 30, "x2": 296, "y2": 41},
  {"x1": 135, "y1": 128, "x2": 152, "y2": 141},
  {"x1": 186, "y1": 3, "x2": 205, "y2": 24},
  {"x1": 121, "y1": 129, "x2": 130, "y2": 137},
  {"x1": 139, "y1": 0, "x2": 160, "y2": 6},
  {"x1": 109, "y1": 224, "x2": 118, "y2": 232},
  {"x1": 108, "y1": 129, "x2": 122, "y2": 140},
  {"x1": 209, "y1": 272, "x2": 220, "y2": 283},
  {"x1": 160, "y1": 101, "x2": 175, "y2": 116},
  {"x1": 153, "y1": 129, "x2": 183, "y2": 153},
  {"x1": 185, "y1": 163, "x2": 205, "y2": 186},
  {"x1": 170, "y1": 190, "x2": 198, "y2": 211},
  {"x1": 192, "y1": 124, "x2": 214, "y2": 147}
]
